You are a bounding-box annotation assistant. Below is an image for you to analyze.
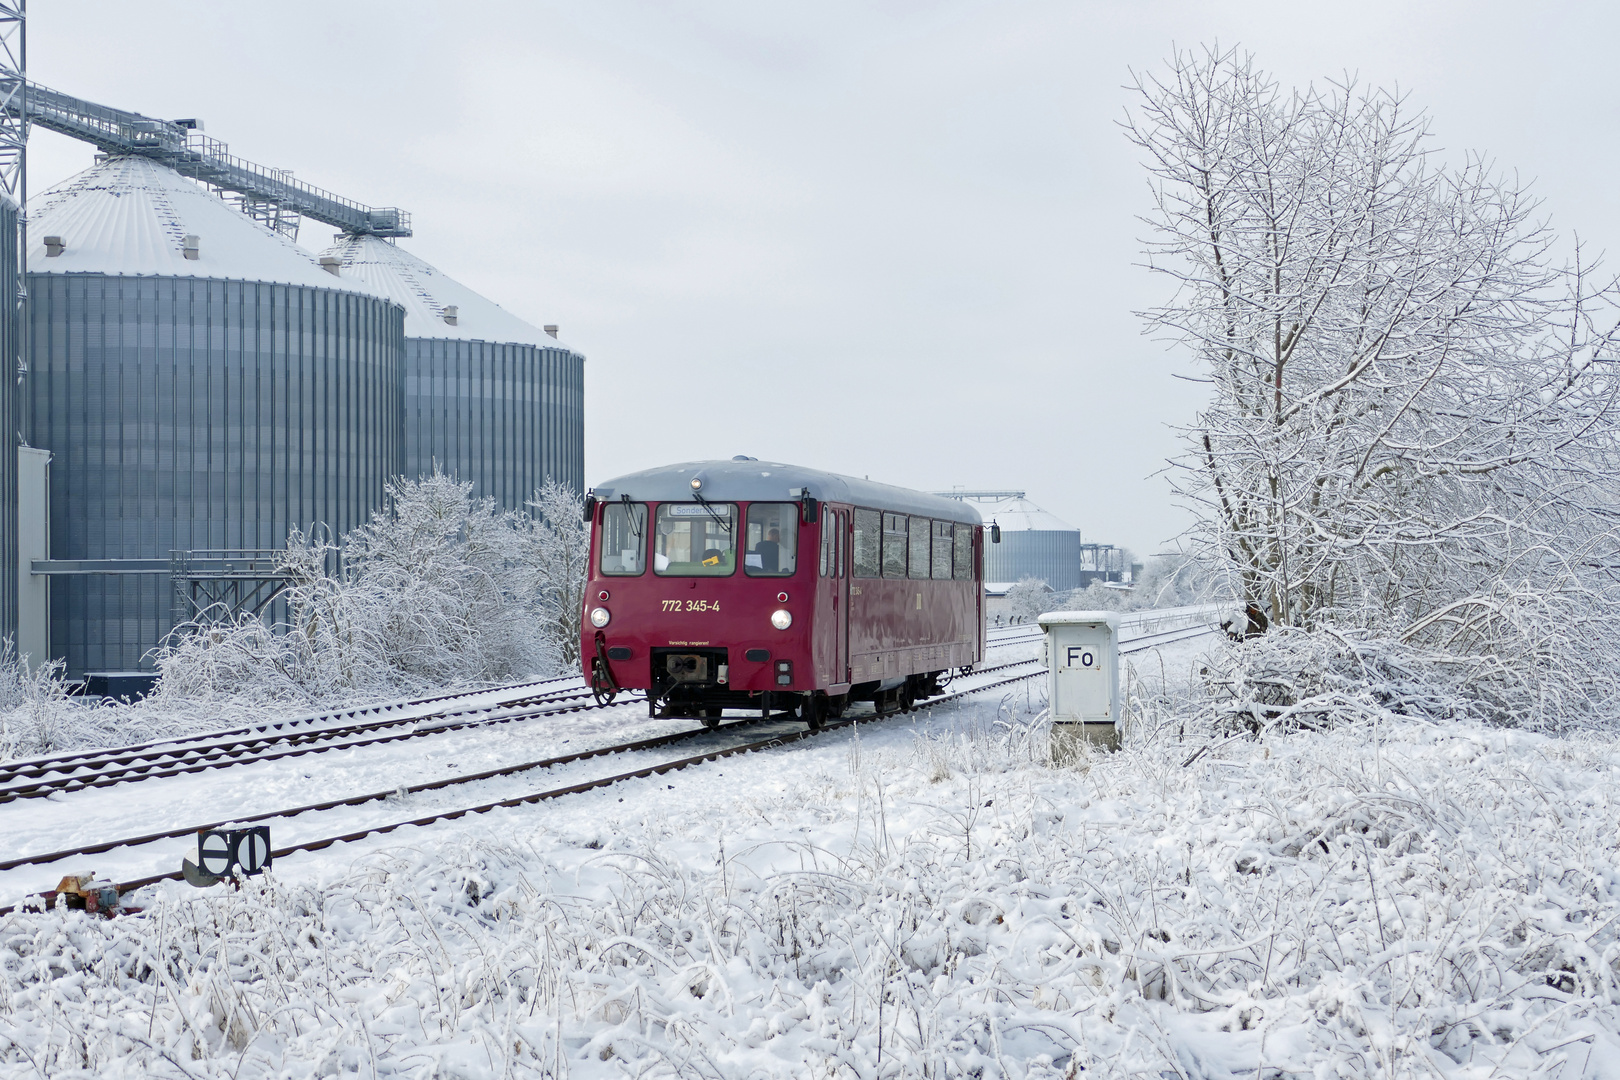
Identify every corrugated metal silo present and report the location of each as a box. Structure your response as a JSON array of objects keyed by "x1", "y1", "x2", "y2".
[
  {"x1": 24, "y1": 156, "x2": 404, "y2": 677},
  {"x1": 978, "y1": 495, "x2": 1086, "y2": 591},
  {"x1": 318, "y1": 234, "x2": 584, "y2": 508},
  {"x1": 0, "y1": 195, "x2": 14, "y2": 647}
]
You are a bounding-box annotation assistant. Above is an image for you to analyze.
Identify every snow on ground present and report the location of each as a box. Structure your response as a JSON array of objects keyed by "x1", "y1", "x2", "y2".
[
  {"x1": 0, "y1": 640, "x2": 1049, "y2": 908},
  {"x1": 5, "y1": 630, "x2": 1620, "y2": 1077}
]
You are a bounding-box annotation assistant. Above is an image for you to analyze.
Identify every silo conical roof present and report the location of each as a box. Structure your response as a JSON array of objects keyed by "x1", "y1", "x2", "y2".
[
  {"x1": 28, "y1": 156, "x2": 377, "y2": 292},
  {"x1": 318, "y1": 233, "x2": 562, "y2": 348},
  {"x1": 977, "y1": 495, "x2": 1077, "y2": 532}
]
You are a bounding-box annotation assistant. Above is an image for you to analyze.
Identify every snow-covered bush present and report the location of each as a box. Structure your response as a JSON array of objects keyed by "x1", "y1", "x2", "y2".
[
  {"x1": 1058, "y1": 556, "x2": 1203, "y2": 613},
  {"x1": 1003, "y1": 577, "x2": 1053, "y2": 623},
  {"x1": 0, "y1": 639, "x2": 77, "y2": 759},
  {"x1": 151, "y1": 472, "x2": 585, "y2": 710}
]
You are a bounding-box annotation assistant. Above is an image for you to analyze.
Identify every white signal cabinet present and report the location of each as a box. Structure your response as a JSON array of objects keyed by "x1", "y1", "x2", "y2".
[{"x1": 1037, "y1": 611, "x2": 1121, "y2": 756}]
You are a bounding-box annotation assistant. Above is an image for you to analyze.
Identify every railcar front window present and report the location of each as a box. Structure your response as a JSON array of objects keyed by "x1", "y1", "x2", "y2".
[
  {"x1": 598, "y1": 502, "x2": 648, "y2": 575},
  {"x1": 654, "y1": 503, "x2": 738, "y2": 576},
  {"x1": 745, "y1": 503, "x2": 798, "y2": 576},
  {"x1": 954, "y1": 525, "x2": 973, "y2": 579}
]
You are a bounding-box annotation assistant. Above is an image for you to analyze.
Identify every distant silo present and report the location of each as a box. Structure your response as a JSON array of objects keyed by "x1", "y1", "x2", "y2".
[
  {"x1": 935, "y1": 491, "x2": 1112, "y2": 592},
  {"x1": 978, "y1": 494, "x2": 1086, "y2": 591},
  {"x1": 24, "y1": 156, "x2": 404, "y2": 677},
  {"x1": 318, "y1": 234, "x2": 585, "y2": 507}
]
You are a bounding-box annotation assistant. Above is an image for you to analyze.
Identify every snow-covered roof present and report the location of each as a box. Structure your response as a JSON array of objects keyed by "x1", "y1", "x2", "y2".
[
  {"x1": 27, "y1": 156, "x2": 382, "y2": 294},
  {"x1": 970, "y1": 495, "x2": 1076, "y2": 533},
  {"x1": 984, "y1": 582, "x2": 1055, "y2": 596},
  {"x1": 592, "y1": 459, "x2": 984, "y2": 525},
  {"x1": 317, "y1": 233, "x2": 566, "y2": 349}
]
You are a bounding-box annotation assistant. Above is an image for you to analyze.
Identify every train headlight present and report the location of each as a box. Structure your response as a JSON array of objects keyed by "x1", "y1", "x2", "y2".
[
  {"x1": 770, "y1": 609, "x2": 792, "y2": 630},
  {"x1": 590, "y1": 607, "x2": 611, "y2": 628}
]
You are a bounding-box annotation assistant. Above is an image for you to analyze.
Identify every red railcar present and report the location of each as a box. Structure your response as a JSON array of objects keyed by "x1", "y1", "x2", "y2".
[{"x1": 580, "y1": 458, "x2": 986, "y2": 726}]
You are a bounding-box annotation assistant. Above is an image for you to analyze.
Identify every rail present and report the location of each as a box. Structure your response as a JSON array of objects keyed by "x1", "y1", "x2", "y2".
[{"x1": 0, "y1": 659, "x2": 1049, "y2": 915}]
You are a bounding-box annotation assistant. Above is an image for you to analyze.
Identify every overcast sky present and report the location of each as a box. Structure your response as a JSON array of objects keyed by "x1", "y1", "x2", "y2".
[{"x1": 22, "y1": 1, "x2": 1620, "y2": 556}]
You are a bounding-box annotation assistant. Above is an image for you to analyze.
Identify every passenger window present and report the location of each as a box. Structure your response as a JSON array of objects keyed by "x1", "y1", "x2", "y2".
[
  {"x1": 744, "y1": 503, "x2": 798, "y2": 577},
  {"x1": 908, "y1": 517, "x2": 930, "y2": 579},
  {"x1": 654, "y1": 503, "x2": 738, "y2": 576},
  {"x1": 598, "y1": 502, "x2": 647, "y2": 576},
  {"x1": 932, "y1": 521, "x2": 953, "y2": 579},
  {"x1": 882, "y1": 513, "x2": 909, "y2": 578},
  {"x1": 853, "y1": 509, "x2": 881, "y2": 577},
  {"x1": 954, "y1": 524, "x2": 973, "y2": 580}
]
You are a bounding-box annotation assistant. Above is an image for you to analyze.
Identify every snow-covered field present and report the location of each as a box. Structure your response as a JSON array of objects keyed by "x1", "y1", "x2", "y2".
[{"x1": 3, "y1": 634, "x2": 1619, "y2": 1077}]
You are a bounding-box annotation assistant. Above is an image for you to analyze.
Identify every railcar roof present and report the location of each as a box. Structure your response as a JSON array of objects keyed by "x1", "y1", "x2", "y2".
[{"x1": 591, "y1": 459, "x2": 983, "y2": 525}]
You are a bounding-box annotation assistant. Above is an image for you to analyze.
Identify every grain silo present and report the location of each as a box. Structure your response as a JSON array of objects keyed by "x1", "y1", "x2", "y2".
[
  {"x1": 318, "y1": 234, "x2": 584, "y2": 508},
  {"x1": 0, "y1": 194, "x2": 14, "y2": 649},
  {"x1": 936, "y1": 490, "x2": 1109, "y2": 592},
  {"x1": 24, "y1": 156, "x2": 404, "y2": 678}
]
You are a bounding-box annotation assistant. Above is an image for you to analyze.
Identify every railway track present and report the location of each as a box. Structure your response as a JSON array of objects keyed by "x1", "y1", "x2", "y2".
[
  {"x1": 0, "y1": 672, "x2": 587, "y2": 788},
  {"x1": 0, "y1": 657, "x2": 1050, "y2": 916},
  {"x1": 0, "y1": 618, "x2": 1070, "y2": 803},
  {"x1": 0, "y1": 622, "x2": 1211, "y2": 807},
  {"x1": 0, "y1": 615, "x2": 1226, "y2": 912},
  {"x1": 0, "y1": 681, "x2": 618, "y2": 805}
]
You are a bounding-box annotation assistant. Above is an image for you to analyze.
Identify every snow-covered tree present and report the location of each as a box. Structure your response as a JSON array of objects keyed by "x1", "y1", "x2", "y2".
[
  {"x1": 523, "y1": 479, "x2": 590, "y2": 670},
  {"x1": 341, "y1": 472, "x2": 539, "y2": 684},
  {"x1": 1127, "y1": 47, "x2": 1620, "y2": 723},
  {"x1": 1128, "y1": 47, "x2": 1620, "y2": 631}
]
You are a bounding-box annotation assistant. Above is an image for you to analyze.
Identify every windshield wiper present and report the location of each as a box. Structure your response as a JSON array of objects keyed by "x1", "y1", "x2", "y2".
[
  {"x1": 620, "y1": 494, "x2": 643, "y2": 540},
  {"x1": 690, "y1": 490, "x2": 732, "y2": 535}
]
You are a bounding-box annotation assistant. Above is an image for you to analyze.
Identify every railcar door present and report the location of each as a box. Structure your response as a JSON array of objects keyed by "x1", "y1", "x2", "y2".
[
  {"x1": 819, "y1": 506, "x2": 852, "y2": 688},
  {"x1": 836, "y1": 509, "x2": 850, "y2": 684}
]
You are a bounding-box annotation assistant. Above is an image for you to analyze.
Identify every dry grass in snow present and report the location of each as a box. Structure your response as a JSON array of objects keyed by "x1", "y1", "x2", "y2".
[{"x1": 2, "y1": 703, "x2": 1619, "y2": 1078}]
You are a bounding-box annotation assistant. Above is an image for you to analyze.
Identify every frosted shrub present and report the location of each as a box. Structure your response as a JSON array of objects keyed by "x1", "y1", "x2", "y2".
[
  {"x1": 1002, "y1": 577, "x2": 1052, "y2": 624},
  {"x1": 1190, "y1": 613, "x2": 1620, "y2": 738},
  {"x1": 0, "y1": 639, "x2": 78, "y2": 759},
  {"x1": 151, "y1": 472, "x2": 585, "y2": 711}
]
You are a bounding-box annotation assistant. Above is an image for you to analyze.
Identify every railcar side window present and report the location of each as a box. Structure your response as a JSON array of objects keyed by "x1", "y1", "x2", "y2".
[
  {"x1": 882, "y1": 513, "x2": 909, "y2": 578},
  {"x1": 908, "y1": 517, "x2": 930, "y2": 579},
  {"x1": 836, "y1": 512, "x2": 844, "y2": 577},
  {"x1": 654, "y1": 503, "x2": 738, "y2": 576},
  {"x1": 954, "y1": 524, "x2": 973, "y2": 579},
  {"x1": 932, "y1": 521, "x2": 954, "y2": 579},
  {"x1": 744, "y1": 503, "x2": 798, "y2": 577},
  {"x1": 853, "y1": 509, "x2": 880, "y2": 577},
  {"x1": 598, "y1": 502, "x2": 647, "y2": 576}
]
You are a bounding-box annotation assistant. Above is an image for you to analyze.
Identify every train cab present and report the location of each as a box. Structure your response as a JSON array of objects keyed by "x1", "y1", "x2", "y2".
[{"x1": 580, "y1": 458, "x2": 985, "y2": 727}]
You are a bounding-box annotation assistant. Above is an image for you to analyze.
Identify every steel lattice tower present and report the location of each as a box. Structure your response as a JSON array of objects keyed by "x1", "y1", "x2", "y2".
[
  {"x1": 0, "y1": 3, "x2": 23, "y2": 203},
  {"x1": 0, "y1": 2, "x2": 22, "y2": 391}
]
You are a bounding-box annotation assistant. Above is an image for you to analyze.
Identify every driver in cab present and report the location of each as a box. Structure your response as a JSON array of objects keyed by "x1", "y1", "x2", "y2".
[{"x1": 752, "y1": 528, "x2": 780, "y2": 573}]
